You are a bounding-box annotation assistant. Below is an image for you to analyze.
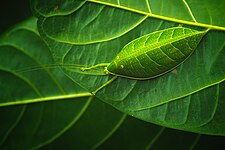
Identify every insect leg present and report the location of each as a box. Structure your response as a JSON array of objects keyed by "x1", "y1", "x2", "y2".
[
  {"x1": 92, "y1": 76, "x2": 118, "y2": 95},
  {"x1": 80, "y1": 63, "x2": 110, "y2": 71}
]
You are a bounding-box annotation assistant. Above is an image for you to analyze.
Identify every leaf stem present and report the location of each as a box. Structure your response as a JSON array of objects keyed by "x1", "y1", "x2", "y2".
[{"x1": 80, "y1": 63, "x2": 109, "y2": 71}]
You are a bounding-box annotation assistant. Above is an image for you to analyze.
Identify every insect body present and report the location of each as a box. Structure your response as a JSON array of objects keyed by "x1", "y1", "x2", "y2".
[
  {"x1": 105, "y1": 27, "x2": 207, "y2": 79},
  {"x1": 82, "y1": 27, "x2": 208, "y2": 80}
]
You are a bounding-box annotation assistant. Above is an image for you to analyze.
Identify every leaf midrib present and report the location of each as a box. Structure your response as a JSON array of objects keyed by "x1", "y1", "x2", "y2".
[{"x1": 87, "y1": 0, "x2": 225, "y2": 31}]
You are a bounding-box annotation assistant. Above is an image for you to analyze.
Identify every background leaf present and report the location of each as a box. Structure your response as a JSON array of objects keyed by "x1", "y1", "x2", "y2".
[{"x1": 31, "y1": 0, "x2": 225, "y2": 135}]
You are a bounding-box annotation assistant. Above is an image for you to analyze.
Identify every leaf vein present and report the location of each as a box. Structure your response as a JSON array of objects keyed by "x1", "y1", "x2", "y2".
[
  {"x1": 181, "y1": 0, "x2": 197, "y2": 23},
  {"x1": 131, "y1": 79, "x2": 225, "y2": 112},
  {"x1": 145, "y1": 0, "x2": 152, "y2": 13}
]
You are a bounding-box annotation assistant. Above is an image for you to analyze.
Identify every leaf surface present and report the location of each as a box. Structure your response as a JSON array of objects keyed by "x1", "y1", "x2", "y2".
[
  {"x1": 1, "y1": 17, "x2": 225, "y2": 149},
  {"x1": 29, "y1": 0, "x2": 225, "y2": 135}
]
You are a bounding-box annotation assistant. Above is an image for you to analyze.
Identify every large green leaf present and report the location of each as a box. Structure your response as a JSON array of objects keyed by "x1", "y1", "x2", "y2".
[
  {"x1": 2, "y1": 18, "x2": 223, "y2": 150},
  {"x1": 31, "y1": 0, "x2": 225, "y2": 135}
]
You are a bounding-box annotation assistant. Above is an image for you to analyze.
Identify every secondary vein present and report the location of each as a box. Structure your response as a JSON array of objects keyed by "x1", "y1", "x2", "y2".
[
  {"x1": 182, "y1": 0, "x2": 197, "y2": 23},
  {"x1": 0, "y1": 93, "x2": 93, "y2": 107}
]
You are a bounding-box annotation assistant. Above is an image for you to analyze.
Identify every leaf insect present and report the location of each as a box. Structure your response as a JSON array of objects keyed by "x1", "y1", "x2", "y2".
[
  {"x1": 80, "y1": 27, "x2": 209, "y2": 94},
  {"x1": 18, "y1": 27, "x2": 209, "y2": 95}
]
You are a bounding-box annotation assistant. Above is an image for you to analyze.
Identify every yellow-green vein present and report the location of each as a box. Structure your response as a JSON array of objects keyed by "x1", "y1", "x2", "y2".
[
  {"x1": 0, "y1": 93, "x2": 93, "y2": 107},
  {"x1": 88, "y1": 0, "x2": 225, "y2": 31},
  {"x1": 132, "y1": 78, "x2": 225, "y2": 111}
]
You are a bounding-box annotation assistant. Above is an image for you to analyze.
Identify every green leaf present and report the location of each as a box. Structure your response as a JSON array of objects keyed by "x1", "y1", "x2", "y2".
[
  {"x1": 37, "y1": 3, "x2": 147, "y2": 44},
  {"x1": 31, "y1": 0, "x2": 225, "y2": 135},
  {"x1": 1, "y1": 16, "x2": 225, "y2": 149},
  {"x1": 0, "y1": 18, "x2": 91, "y2": 106}
]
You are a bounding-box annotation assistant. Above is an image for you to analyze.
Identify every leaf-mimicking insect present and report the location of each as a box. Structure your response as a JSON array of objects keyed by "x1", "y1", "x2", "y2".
[{"x1": 81, "y1": 27, "x2": 208, "y2": 80}]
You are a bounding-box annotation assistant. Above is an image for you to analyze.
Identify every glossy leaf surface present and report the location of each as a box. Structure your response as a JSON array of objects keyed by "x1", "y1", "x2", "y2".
[{"x1": 30, "y1": 0, "x2": 225, "y2": 135}]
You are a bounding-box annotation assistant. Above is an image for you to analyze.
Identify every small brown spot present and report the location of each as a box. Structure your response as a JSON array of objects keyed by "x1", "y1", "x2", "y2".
[
  {"x1": 53, "y1": 5, "x2": 59, "y2": 10},
  {"x1": 171, "y1": 69, "x2": 177, "y2": 74}
]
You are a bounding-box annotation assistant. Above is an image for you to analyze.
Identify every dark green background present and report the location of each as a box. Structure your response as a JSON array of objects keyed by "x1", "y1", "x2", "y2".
[{"x1": 0, "y1": 0, "x2": 31, "y2": 34}]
